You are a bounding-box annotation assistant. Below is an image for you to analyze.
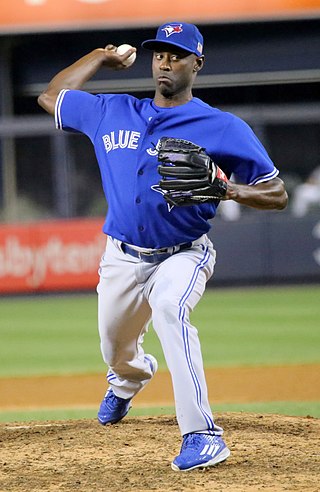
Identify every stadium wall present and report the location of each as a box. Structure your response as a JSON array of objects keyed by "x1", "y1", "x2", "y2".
[{"x1": 0, "y1": 213, "x2": 319, "y2": 293}]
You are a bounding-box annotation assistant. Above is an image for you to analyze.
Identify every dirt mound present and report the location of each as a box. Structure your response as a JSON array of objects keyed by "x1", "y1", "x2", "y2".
[{"x1": 1, "y1": 413, "x2": 318, "y2": 492}]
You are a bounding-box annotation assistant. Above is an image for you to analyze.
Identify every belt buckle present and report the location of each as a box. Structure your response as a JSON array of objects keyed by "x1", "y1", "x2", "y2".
[{"x1": 138, "y1": 250, "x2": 153, "y2": 260}]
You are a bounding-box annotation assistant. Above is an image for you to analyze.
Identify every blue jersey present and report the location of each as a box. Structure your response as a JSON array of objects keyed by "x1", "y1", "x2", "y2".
[{"x1": 55, "y1": 90, "x2": 279, "y2": 248}]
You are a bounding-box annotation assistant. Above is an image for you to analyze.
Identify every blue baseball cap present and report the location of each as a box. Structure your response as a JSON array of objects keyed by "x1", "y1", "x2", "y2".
[{"x1": 141, "y1": 22, "x2": 204, "y2": 57}]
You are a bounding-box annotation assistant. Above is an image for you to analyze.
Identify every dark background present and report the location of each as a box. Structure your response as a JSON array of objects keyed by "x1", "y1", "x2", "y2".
[
  {"x1": 0, "y1": 16, "x2": 319, "y2": 284},
  {"x1": 0, "y1": 17, "x2": 319, "y2": 220}
]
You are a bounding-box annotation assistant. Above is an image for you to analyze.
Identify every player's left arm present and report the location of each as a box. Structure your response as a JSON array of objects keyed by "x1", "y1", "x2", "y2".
[
  {"x1": 217, "y1": 116, "x2": 288, "y2": 210},
  {"x1": 225, "y1": 177, "x2": 288, "y2": 210}
]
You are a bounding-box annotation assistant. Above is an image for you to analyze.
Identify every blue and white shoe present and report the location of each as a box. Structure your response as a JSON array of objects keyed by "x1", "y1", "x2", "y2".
[
  {"x1": 171, "y1": 433, "x2": 230, "y2": 471},
  {"x1": 97, "y1": 354, "x2": 158, "y2": 425},
  {"x1": 97, "y1": 388, "x2": 132, "y2": 425}
]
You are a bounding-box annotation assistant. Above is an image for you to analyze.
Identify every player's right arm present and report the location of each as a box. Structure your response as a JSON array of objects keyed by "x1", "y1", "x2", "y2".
[{"x1": 38, "y1": 45, "x2": 136, "y2": 115}]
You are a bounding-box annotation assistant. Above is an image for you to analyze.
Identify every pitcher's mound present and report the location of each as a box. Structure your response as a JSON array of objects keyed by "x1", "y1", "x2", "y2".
[{"x1": 1, "y1": 412, "x2": 318, "y2": 492}]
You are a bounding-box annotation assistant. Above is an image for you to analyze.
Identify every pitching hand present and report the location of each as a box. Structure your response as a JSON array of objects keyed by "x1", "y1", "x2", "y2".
[{"x1": 101, "y1": 45, "x2": 137, "y2": 70}]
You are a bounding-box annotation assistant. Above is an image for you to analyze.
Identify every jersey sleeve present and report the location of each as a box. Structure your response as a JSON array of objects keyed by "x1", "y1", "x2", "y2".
[
  {"x1": 55, "y1": 89, "x2": 107, "y2": 141},
  {"x1": 217, "y1": 114, "x2": 279, "y2": 185}
]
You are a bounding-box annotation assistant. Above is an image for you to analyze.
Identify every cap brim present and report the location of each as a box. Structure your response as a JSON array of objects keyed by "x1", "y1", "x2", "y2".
[{"x1": 141, "y1": 39, "x2": 194, "y2": 55}]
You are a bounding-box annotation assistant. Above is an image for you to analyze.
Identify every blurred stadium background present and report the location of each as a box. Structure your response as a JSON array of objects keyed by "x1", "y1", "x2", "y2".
[
  {"x1": 0, "y1": 1, "x2": 319, "y2": 421},
  {"x1": 1, "y1": 1, "x2": 320, "y2": 292}
]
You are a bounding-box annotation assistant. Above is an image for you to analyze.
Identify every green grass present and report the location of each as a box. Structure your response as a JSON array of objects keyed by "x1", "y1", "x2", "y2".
[
  {"x1": 1, "y1": 286, "x2": 319, "y2": 423},
  {"x1": 0, "y1": 294, "x2": 105, "y2": 376},
  {"x1": 1, "y1": 286, "x2": 320, "y2": 377},
  {"x1": 0, "y1": 401, "x2": 319, "y2": 423},
  {"x1": 191, "y1": 285, "x2": 320, "y2": 367}
]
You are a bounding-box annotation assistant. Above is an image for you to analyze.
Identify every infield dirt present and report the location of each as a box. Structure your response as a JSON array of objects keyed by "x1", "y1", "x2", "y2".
[
  {"x1": 1, "y1": 364, "x2": 319, "y2": 410},
  {"x1": 1, "y1": 413, "x2": 319, "y2": 492},
  {"x1": 1, "y1": 364, "x2": 319, "y2": 491}
]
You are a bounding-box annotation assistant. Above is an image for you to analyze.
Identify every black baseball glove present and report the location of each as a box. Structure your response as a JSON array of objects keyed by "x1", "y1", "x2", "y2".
[{"x1": 157, "y1": 137, "x2": 228, "y2": 207}]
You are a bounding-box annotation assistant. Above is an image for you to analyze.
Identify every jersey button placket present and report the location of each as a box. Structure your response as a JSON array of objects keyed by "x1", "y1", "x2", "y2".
[
  {"x1": 136, "y1": 168, "x2": 144, "y2": 233},
  {"x1": 136, "y1": 173, "x2": 143, "y2": 203}
]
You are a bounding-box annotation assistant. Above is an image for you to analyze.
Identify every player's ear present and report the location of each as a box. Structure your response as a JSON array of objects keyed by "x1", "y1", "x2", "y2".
[{"x1": 193, "y1": 56, "x2": 204, "y2": 73}]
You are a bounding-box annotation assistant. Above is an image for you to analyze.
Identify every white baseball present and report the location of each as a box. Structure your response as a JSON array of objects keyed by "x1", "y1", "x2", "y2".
[{"x1": 117, "y1": 44, "x2": 136, "y2": 67}]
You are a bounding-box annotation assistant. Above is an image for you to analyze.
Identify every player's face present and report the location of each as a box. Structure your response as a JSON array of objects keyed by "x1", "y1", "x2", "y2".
[{"x1": 152, "y1": 49, "x2": 200, "y2": 99}]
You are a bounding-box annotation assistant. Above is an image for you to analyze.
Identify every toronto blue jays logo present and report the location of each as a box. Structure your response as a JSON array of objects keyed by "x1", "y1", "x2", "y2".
[
  {"x1": 147, "y1": 138, "x2": 161, "y2": 156},
  {"x1": 148, "y1": 139, "x2": 175, "y2": 211},
  {"x1": 161, "y1": 24, "x2": 183, "y2": 38},
  {"x1": 151, "y1": 184, "x2": 175, "y2": 212}
]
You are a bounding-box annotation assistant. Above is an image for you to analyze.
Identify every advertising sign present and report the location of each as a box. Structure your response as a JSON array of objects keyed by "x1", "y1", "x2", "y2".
[{"x1": 0, "y1": 218, "x2": 105, "y2": 293}]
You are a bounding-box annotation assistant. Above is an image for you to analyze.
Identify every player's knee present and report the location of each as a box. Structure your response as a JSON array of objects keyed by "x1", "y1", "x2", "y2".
[
  {"x1": 100, "y1": 339, "x2": 120, "y2": 367},
  {"x1": 151, "y1": 297, "x2": 182, "y2": 325},
  {"x1": 101, "y1": 350, "x2": 127, "y2": 376}
]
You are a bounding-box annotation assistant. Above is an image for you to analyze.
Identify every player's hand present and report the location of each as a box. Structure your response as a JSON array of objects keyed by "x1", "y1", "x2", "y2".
[{"x1": 101, "y1": 45, "x2": 137, "y2": 70}]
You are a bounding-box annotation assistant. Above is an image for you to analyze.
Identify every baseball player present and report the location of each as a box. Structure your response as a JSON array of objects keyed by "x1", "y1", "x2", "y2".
[{"x1": 38, "y1": 22, "x2": 288, "y2": 471}]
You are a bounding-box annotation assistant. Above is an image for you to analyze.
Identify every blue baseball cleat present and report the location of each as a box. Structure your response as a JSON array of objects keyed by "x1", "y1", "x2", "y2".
[
  {"x1": 98, "y1": 388, "x2": 132, "y2": 425},
  {"x1": 98, "y1": 354, "x2": 158, "y2": 425},
  {"x1": 171, "y1": 433, "x2": 230, "y2": 471}
]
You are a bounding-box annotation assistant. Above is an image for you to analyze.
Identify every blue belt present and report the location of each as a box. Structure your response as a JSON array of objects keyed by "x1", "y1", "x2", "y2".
[{"x1": 121, "y1": 241, "x2": 192, "y2": 263}]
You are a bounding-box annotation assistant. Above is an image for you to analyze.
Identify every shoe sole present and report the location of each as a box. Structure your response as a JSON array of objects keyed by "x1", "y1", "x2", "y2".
[
  {"x1": 97, "y1": 404, "x2": 132, "y2": 425},
  {"x1": 97, "y1": 416, "x2": 125, "y2": 425},
  {"x1": 171, "y1": 447, "x2": 231, "y2": 472}
]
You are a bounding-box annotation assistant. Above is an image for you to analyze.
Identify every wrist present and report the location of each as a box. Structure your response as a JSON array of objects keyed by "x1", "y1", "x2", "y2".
[
  {"x1": 91, "y1": 48, "x2": 108, "y2": 64},
  {"x1": 225, "y1": 182, "x2": 239, "y2": 201}
]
